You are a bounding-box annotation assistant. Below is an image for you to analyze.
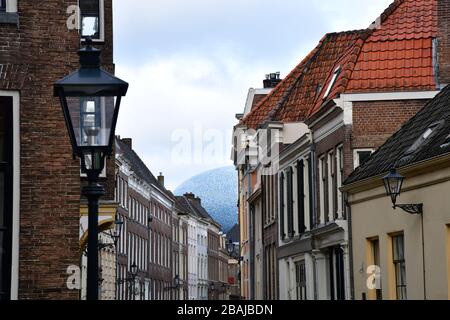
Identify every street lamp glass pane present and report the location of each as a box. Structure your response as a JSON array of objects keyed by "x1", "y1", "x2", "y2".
[
  {"x1": 66, "y1": 96, "x2": 116, "y2": 148},
  {"x1": 81, "y1": 16, "x2": 99, "y2": 38}
]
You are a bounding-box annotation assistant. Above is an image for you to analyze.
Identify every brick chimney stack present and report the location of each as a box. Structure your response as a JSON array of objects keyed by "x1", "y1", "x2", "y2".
[
  {"x1": 122, "y1": 138, "x2": 132, "y2": 149},
  {"x1": 263, "y1": 72, "x2": 282, "y2": 88},
  {"x1": 184, "y1": 192, "x2": 202, "y2": 206},
  {"x1": 438, "y1": 0, "x2": 450, "y2": 86},
  {"x1": 157, "y1": 172, "x2": 165, "y2": 187}
]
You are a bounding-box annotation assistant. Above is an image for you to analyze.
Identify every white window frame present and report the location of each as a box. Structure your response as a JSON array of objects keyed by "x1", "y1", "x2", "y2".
[
  {"x1": 303, "y1": 157, "x2": 311, "y2": 231},
  {"x1": 353, "y1": 148, "x2": 375, "y2": 169},
  {"x1": 292, "y1": 164, "x2": 298, "y2": 237},
  {"x1": 5, "y1": 0, "x2": 17, "y2": 12},
  {"x1": 79, "y1": 0, "x2": 105, "y2": 43},
  {"x1": 323, "y1": 66, "x2": 341, "y2": 100},
  {"x1": 0, "y1": 90, "x2": 19, "y2": 300}
]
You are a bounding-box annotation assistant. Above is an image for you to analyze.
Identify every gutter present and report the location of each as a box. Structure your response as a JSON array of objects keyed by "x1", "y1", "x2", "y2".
[{"x1": 341, "y1": 152, "x2": 450, "y2": 194}]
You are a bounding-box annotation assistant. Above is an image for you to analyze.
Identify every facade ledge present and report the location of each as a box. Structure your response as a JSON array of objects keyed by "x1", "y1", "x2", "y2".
[{"x1": 0, "y1": 12, "x2": 19, "y2": 25}]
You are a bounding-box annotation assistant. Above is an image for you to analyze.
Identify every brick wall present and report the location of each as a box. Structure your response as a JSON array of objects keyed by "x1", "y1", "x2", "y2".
[
  {"x1": 352, "y1": 99, "x2": 427, "y2": 150},
  {"x1": 0, "y1": 0, "x2": 114, "y2": 299},
  {"x1": 438, "y1": 0, "x2": 450, "y2": 85}
]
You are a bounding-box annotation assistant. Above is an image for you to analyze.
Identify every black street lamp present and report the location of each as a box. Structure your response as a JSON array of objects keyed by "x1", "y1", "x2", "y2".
[
  {"x1": 226, "y1": 239, "x2": 235, "y2": 256},
  {"x1": 54, "y1": 38, "x2": 128, "y2": 301},
  {"x1": 174, "y1": 274, "x2": 181, "y2": 289},
  {"x1": 383, "y1": 167, "x2": 423, "y2": 215},
  {"x1": 129, "y1": 262, "x2": 139, "y2": 300}
]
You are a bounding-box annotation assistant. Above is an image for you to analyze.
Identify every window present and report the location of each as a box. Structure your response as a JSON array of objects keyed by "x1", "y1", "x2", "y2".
[
  {"x1": 296, "y1": 160, "x2": 306, "y2": 234},
  {"x1": 392, "y1": 234, "x2": 407, "y2": 300},
  {"x1": 368, "y1": 238, "x2": 382, "y2": 300},
  {"x1": 323, "y1": 66, "x2": 341, "y2": 100},
  {"x1": 327, "y1": 152, "x2": 335, "y2": 221},
  {"x1": 0, "y1": 0, "x2": 5, "y2": 12},
  {"x1": 286, "y1": 167, "x2": 294, "y2": 238},
  {"x1": 279, "y1": 172, "x2": 285, "y2": 239},
  {"x1": 79, "y1": 0, "x2": 104, "y2": 41},
  {"x1": 404, "y1": 121, "x2": 443, "y2": 156},
  {"x1": 0, "y1": 97, "x2": 12, "y2": 301},
  {"x1": 329, "y1": 246, "x2": 345, "y2": 300},
  {"x1": 319, "y1": 156, "x2": 326, "y2": 224},
  {"x1": 336, "y1": 146, "x2": 344, "y2": 218},
  {"x1": 295, "y1": 261, "x2": 307, "y2": 300},
  {"x1": 353, "y1": 149, "x2": 374, "y2": 169}
]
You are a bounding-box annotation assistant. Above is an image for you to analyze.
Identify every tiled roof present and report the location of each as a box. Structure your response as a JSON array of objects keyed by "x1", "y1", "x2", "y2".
[
  {"x1": 242, "y1": 0, "x2": 438, "y2": 127},
  {"x1": 241, "y1": 31, "x2": 364, "y2": 129},
  {"x1": 175, "y1": 194, "x2": 221, "y2": 228},
  {"x1": 346, "y1": 0, "x2": 437, "y2": 93},
  {"x1": 174, "y1": 196, "x2": 195, "y2": 215},
  {"x1": 345, "y1": 84, "x2": 450, "y2": 185}
]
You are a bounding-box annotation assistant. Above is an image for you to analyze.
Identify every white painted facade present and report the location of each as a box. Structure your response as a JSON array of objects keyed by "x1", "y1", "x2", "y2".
[
  {"x1": 187, "y1": 218, "x2": 198, "y2": 300},
  {"x1": 197, "y1": 220, "x2": 209, "y2": 300}
]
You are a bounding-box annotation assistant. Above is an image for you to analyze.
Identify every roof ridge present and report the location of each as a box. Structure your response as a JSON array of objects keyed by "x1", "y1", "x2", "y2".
[
  {"x1": 240, "y1": 33, "x2": 329, "y2": 127},
  {"x1": 266, "y1": 35, "x2": 328, "y2": 124},
  {"x1": 116, "y1": 138, "x2": 170, "y2": 195}
]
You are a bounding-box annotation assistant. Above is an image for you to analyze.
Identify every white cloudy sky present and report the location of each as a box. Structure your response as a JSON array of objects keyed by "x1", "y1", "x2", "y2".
[{"x1": 113, "y1": 0, "x2": 392, "y2": 190}]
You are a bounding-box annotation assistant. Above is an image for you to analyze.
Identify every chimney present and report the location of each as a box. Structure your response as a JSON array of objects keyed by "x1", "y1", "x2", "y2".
[
  {"x1": 121, "y1": 138, "x2": 132, "y2": 149},
  {"x1": 184, "y1": 192, "x2": 201, "y2": 206},
  {"x1": 157, "y1": 172, "x2": 164, "y2": 187},
  {"x1": 263, "y1": 72, "x2": 282, "y2": 88},
  {"x1": 438, "y1": 1, "x2": 450, "y2": 86}
]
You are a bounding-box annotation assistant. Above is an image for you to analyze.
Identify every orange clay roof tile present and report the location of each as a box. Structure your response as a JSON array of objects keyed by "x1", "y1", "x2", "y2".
[{"x1": 241, "y1": 0, "x2": 437, "y2": 127}]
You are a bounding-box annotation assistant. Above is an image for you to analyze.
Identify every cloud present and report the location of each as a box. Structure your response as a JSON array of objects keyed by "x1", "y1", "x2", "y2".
[{"x1": 112, "y1": 0, "x2": 393, "y2": 190}]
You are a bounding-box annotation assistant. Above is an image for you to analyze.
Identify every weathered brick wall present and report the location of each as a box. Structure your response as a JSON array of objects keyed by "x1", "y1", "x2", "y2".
[
  {"x1": 352, "y1": 99, "x2": 427, "y2": 150},
  {"x1": 0, "y1": 0, "x2": 114, "y2": 300},
  {"x1": 438, "y1": 0, "x2": 450, "y2": 85}
]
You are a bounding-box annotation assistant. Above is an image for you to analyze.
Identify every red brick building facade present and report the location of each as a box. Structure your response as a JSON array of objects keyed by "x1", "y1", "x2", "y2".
[{"x1": 0, "y1": 0, "x2": 115, "y2": 300}]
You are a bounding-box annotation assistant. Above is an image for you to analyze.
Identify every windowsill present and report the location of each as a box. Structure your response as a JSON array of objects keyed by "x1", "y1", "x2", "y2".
[
  {"x1": 81, "y1": 37, "x2": 105, "y2": 45},
  {"x1": 0, "y1": 12, "x2": 19, "y2": 25}
]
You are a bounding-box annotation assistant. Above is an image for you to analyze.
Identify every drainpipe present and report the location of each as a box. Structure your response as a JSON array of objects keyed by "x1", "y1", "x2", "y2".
[
  {"x1": 345, "y1": 193, "x2": 355, "y2": 300},
  {"x1": 247, "y1": 162, "x2": 255, "y2": 300},
  {"x1": 421, "y1": 213, "x2": 427, "y2": 300}
]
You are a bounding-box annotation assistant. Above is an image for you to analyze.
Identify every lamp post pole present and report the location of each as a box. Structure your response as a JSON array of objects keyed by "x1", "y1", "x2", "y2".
[
  {"x1": 54, "y1": 37, "x2": 128, "y2": 301},
  {"x1": 84, "y1": 180, "x2": 106, "y2": 300}
]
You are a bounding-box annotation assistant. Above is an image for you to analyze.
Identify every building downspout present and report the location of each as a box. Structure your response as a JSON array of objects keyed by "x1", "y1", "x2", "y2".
[
  {"x1": 345, "y1": 193, "x2": 355, "y2": 300},
  {"x1": 247, "y1": 163, "x2": 255, "y2": 300},
  {"x1": 421, "y1": 213, "x2": 427, "y2": 300}
]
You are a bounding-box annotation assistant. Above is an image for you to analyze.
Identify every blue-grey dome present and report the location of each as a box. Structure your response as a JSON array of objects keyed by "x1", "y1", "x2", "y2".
[{"x1": 175, "y1": 166, "x2": 237, "y2": 232}]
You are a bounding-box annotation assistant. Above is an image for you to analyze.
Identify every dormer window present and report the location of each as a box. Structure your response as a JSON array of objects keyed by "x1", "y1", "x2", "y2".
[
  {"x1": 79, "y1": 0, "x2": 104, "y2": 41},
  {"x1": 404, "y1": 121, "x2": 444, "y2": 156},
  {"x1": 323, "y1": 66, "x2": 341, "y2": 100}
]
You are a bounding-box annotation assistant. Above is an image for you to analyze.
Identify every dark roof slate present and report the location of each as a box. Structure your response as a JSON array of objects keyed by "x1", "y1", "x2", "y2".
[{"x1": 345, "y1": 84, "x2": 450, "y2": 185}]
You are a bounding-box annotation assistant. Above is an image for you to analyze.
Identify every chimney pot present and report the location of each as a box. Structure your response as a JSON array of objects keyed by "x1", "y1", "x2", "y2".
[
  {"x1": 122, "y1": 138, "x2": 132, "y2": 149},
  {"x1": 263, "y1": 72, "x2": 282, "y2": 88},
  {"x1": 157, "y1": 172, "x2": 165, "y2": 187}
]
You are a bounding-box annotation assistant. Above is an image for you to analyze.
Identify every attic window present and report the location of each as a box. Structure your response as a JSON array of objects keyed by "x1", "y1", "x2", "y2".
[
  {"x1": 315, "y1": 83, "x2": 322, "y2": 97},
  {"x1": 404, "y1": 121, "x2": 444, "y2": 156},
  {"x1": 440, "y1": 134, "x2": 450, "y2": 149},
  {"x1": 323, "y1": 66, "x2": 341, "y2": 100}
]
